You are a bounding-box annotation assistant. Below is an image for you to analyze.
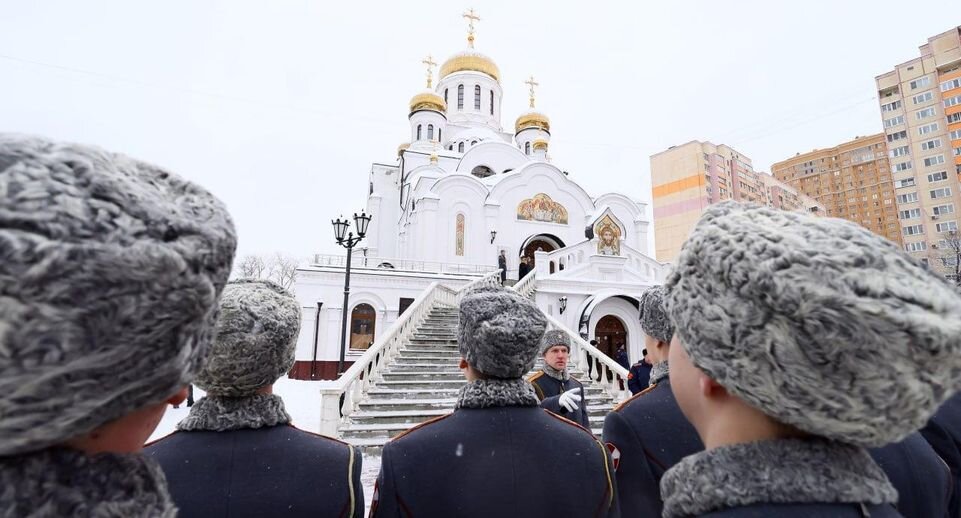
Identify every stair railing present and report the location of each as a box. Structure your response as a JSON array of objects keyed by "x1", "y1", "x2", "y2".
[
  {"x1": 513, "y1": 270, "x2": 536, "y2": 299},
  {"x1": 318, "y1": 269, "x2": 502, "y2": 437}
]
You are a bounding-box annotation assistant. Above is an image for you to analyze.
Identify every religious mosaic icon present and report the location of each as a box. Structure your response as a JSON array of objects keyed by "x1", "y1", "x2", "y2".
[
  {"x1": 516, "y1": 193, "x2": 568, "y2": 224},
  {"x1": 455, "y1": 214, "x2": 465, "y2": 256},
  {"x1": 595, "y1": 215, "x2": 621, "y2": 256}
]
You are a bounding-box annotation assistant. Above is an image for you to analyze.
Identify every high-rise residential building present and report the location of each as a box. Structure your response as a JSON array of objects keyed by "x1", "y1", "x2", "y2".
[
  {"x1": 875, "y1": 26, "x2": 961, "y2": 273},
  {"x1": 771, "y1": 134, "x2": 902, "y2": 245},
  {"x1": 650, "y1": 140, "x2": 823, "y2": 262}
]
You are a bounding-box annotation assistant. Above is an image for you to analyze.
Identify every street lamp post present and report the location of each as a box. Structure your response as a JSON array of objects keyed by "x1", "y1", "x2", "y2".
[{"x1": 332, "y1": 211, "x2": 372, "y2": 376}]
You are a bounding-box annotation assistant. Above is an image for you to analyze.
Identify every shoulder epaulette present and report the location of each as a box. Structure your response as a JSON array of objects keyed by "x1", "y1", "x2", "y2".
[
  {"x1": 542, "y1": 408, "x2": 595, "y2": 437},
  {"x1": 613, "y1": 383, "x2": 658, "y2": 412},
  {"x1": 143, "y1": 430, "x2": 180, "y2": 448},
  {"x1": 527, "y1": 371, "x2": 545, "y2": 383},
  {"x1": 391, "y1": 413, "x2": 453, "y2": 442}
]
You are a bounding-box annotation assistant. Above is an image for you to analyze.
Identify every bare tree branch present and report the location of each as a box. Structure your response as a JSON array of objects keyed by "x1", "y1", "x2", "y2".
[
  {"x1": 929, "y1": 230, "x2": 961, "y2": 288},
  {"x1": 235, "y1": 254, "x2": 267, "y2": 280},
  {"x1": 268, "y1": 253, "x2": 299, "y2": 291}
]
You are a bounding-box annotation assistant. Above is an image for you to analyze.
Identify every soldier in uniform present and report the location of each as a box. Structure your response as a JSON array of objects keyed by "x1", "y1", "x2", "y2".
[
  {"x1": 626, "y1": 349, "x2": 651, "y2": 394},
  {"x1": 146, "y1": 280, "x2": 364, "y2": 517},
  {"x1": 371, "y1": 285, "x2": 618, "y2": 517},
  {"x1": 528, "y1": 330, "x2": 591, "y2": 429},
  {"x1": 661, "y1": 202, "x2": 961, "y2": 517},
  {"x1": 602, "y1": 286, "x2": 702, "y2": 517},
  {"x1": 0, "y1": 134, "x2": 236, "y2": 516},
  {"x1": 921, "y1": 392, "x2": 961, "y2": 517}
]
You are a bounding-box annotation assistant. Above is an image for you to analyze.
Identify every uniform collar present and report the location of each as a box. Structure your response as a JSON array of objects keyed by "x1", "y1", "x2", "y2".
[
  {"x1": 649, "y1": 361, "x2": 669, "y2": 386},
  {"x1": 456, "y1": 378, "x2": 541, "y2": 409},
  {"x1": 660, "y1": 438, "x2": 897, "y2": 518},
  {"x1": 542, "y1": 362, "x2": 570, "y2": 381},
  {"x1": 177, "y1": 393, "x2": 291, "y2": 432},
  {"x1": 0, "y1": 447, "x2": 176, "y2": 517}
]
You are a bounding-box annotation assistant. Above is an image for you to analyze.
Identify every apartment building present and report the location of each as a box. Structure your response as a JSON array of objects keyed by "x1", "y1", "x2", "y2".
[
  {"x1": 875, "y1": 27, "x2": 961, "y2": 272},
  {"x1": 772, "y1": 134, "x2": 902, "y2": 245},
  {"x1": 650, "y1": 141, "x2": 823, "y2": 262}
]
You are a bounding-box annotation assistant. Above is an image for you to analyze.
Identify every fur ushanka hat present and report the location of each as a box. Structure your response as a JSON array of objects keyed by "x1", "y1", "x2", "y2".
[
  {"x1": 195, "y1": 279, "x2": 302, "y2": 397},
  {"x1": 540, "y1": 329, "x2": 571, "y2": 356},
  {"x1": 665, "y1": 201, "x2": 961, "y2": 447},
  {"x1": 638, "y1": 285, "x2": 674, "y2": 343},
  {"x1": 458, "y1": 284, "x2": 547, "y2": 378},
  {"x1": 0, "y1": 134, "x2": 236, "y2": 456}
]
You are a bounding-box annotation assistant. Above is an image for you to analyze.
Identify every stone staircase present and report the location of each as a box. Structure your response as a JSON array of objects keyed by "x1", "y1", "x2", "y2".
[{"x1": 339, "y1": 305, "x2": 618, "y2": 451}]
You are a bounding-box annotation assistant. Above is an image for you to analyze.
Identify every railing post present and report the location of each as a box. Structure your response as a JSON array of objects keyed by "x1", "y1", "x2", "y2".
[{"x1": 318, "y1": 387, "x2": 343, "y2": 437}]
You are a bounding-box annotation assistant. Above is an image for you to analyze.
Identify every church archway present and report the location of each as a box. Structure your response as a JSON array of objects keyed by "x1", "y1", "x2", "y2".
[
  {"x1": 594, "y1": 315, "x2": 627, "y2": 361},
  {"x1": 349, "y1": 303, "x2": 376, "y2": 351},
  {"x1": 520, "y1": 233, "x2": 565, "y2": 268}
]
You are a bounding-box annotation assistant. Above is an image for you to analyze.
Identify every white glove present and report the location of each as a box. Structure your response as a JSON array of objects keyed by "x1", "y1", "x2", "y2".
[{"x1": 558, "y1": 387, "x2": 582, "y2": 413}]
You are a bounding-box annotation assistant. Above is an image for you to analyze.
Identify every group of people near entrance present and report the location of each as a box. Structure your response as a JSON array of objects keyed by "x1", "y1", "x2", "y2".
[{"x1": 3, "y1": 132, "x2": 961, "y2": 517}]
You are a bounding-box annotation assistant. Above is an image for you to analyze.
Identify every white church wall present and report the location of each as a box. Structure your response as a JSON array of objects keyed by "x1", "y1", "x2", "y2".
[
  {"x1": 588, "y1": 297, "x2": 644, "y2": 364},
  {"x1": 456, "y1": 140, "x2": 527, "y2": 176},
  {"x1": 437, "y1": 70, "x2": 503, "y2": 130}
]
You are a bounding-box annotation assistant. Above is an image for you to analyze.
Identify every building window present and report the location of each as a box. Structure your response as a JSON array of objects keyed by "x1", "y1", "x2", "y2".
[
  {"x1": 887, "y1": 130, "x2": 908, "y2": 142},
  {"x1": 931, "y1": 187, "x2": 953, "y2": 199},
  {"x1": 890, "y1": 145, "x2": 910, "y2": 158},
  {"x1": 928, "y1": 171, "x2": 949, "y2": 183},
  {"x1": 905, "y1": 242, "x2": 928, "y2": 252},
  {"x1": 912, "y1": 91, "x2": 934, "y2": 105},
  {"x1": 921, "y1": 139, "x2": 942, "y2": 151},
  {"x1": 894, "y1": 177, "x2": 916, "y2": 188},
  {"x1": 955, "y1": 146, "x2": 961, "y2": 157},
  {"x1": 916, "y1": 106, "x2": 937, "y2": 119},
  {"x1": 944, "y1": 94, "x2": 961, "y2": 108},
  {"x1": 937, "y1": 221, "x2": 959, "y2": 233},
  {"x1": 950, "y1": 129, "x2": 961, "y2": 140},
  {"x1": 919, "y1": 122, "x2": 939, "y2": 135},
  {"x1": 933, "y1": 203, "x2": 955, "y2": 216},
  {"x1": 903, "y1": 224, "x2": 925, "y2": 236},
  {"x1": 924, "y1": 155, "x2": 945, "y2": 167},
  {"x1": 899, "y1": 208, "x2": 922, "y2": 219},
  {"x1": 427, "y1": 124, "x2": 434, "y2": 140},
  {"x1": 892, "y1": 161, "x2": 913, "y2": 173},
  {"x1": 349, "y1": 303, "x2": 377, "y2": 350},
  {"x1": 525, "y1": 142, "x2": 530, "y2": 155},
  {"x1": 458, "y1": 142, "x2": 464, "y2": 153},
  {"x1": 897, "y1": 192, "x2": 919, "y2": 204},
  {"x1": 910, "y1": 76, "x2": 931, "y2": 90},
  {"x1": 474, "y1": 85, "x2": 481, "y2": 110},
  {"x1": 881, "y1": 100, "x2": 902, "y2": 112},
  {"x1": 457, "y1": 84, "x2": 464, "y2": 109},
  {"x1": 489, "y1": 90, "x2": 494, "y2": 115},
  {"x1": 948, "y1": 112, "x2": 961, "y2": 124},
  {"x1": 883, "y1": 115, "x2": 904, "y2": 128},
  {"x1": 438, "y1": 128, "x2": 442, "y2": 142},
  {"x1": 941, "y1": 77, "x2": 961, "y2": 92},
  {"x1": 416, "y1": 124, "x2": 422, "y2": 140},
  {"x1": 455, "y1": 213, "x2": 465, "y2": 256}
]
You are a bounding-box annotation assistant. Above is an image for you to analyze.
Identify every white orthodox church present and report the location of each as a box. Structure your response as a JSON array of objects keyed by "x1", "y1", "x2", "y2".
[{"x1": 292, "y1": 13, "x2": 667, "y2": 380}]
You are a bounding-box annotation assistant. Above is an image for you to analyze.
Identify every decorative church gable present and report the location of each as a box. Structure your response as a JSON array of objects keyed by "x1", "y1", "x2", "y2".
[
  {"x1": 516, "y1": 193, "x2": 569, "y2": 224},
  {"x1": 592, "y1": 212, "x2": 624, "y2": 256}
]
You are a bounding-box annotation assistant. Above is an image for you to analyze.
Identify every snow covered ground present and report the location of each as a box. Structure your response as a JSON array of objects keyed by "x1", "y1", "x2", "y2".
[{"x1": 148, "y1": 377, "x2": 382, "y2": 515}]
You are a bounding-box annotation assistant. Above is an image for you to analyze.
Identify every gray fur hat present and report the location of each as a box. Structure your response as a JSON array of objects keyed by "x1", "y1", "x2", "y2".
[
  {"x1": 458, "y1": 284, "x2": 547, "y2": 378},
  {"x1": 540, "y1": 329, "x2": 571, "y2": 355},
  {"x1": 195, "y1": 279, "x2": 302, "y2": 397},
  {"x1": 638, "y1": 285, "x2": 673, "y2": 343},
  {"x1": 0, "y1": 134, "x2": 236, "y2": 456},
  {"x1": 666, "y1": 201, "x2": 961, "y2": 447}
]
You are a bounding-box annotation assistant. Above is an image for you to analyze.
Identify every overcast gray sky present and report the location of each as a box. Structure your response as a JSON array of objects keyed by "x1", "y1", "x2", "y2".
[{"x1": 1, "y1": 1, "x2": 956, "y2": 260}]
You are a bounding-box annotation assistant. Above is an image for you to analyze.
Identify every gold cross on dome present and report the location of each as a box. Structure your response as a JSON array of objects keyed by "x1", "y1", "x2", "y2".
[
  {"x1": 463, "y1": 8, "x2": 480, "y2": 48},
  {"x1": 525, "y1": 75, "x2": 539, "y2": 108},
  {"x1": 422, "y1": 54, "x2": 437, "y2": 88}
]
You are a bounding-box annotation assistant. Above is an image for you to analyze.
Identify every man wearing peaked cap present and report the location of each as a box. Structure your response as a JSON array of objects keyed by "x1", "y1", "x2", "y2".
[
  {"x1": 661, "y1": 201, "x2": 961, "y2": 517},
  {"x1": 602, "y1": 285, "x2": 702, "y2": 518},
  {"x1": 528, "y1": 329, "x2": 591, "y2": 429},
  {"x1": 146, "y1": 279, "x2": 364, "y2": 517},
  {"x1": 0, "y1": 134, "x2": 237, "y2": 516},
  {"x1": 371, "y1": 284, "x2": 619, "y2": 517}
]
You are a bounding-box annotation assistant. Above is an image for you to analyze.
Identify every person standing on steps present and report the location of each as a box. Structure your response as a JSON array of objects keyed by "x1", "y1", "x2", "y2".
[
  {"x1": 528, "y1": 330, "x2": 591, "y2": 429},
  {"x1": 498, "y1": 250, "x2": 507, "y2": 285},
  {"x1": 370, "y1": 285, "x2": 618, "y2": 517},
  {"x1": 626, "y1": 349, "x2": 652, "y2": 395},
  {"x1": 518, "y1": 255, "x2": 532, "y2": 280},
  {"x1": 146, "y1": 279, "x2": 364, "y2": 518}
]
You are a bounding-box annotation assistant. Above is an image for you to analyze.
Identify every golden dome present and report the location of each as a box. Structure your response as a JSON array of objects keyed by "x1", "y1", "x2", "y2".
[
  {"x1": 532, "y1": 137, "x2": 549, "y2": 151},
  {"x1": 439, "y1": 50, "x2": 500, "y2": 82},
  {"x1": 397, "y1": 142, "x2": 410, "y2": 157},
  {"x1": 409, "y1": 90, "x2": 447, "y2": 115},
  {"x1": 515, "y1": 110, "x2": 550, "y2": 134}
]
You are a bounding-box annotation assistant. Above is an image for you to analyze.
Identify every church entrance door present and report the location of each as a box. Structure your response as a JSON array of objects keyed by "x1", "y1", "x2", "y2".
[
  {"x1": 520, "y1": 234, "x2": 565, "y2": 269},
  {"x1": 594, "y1": 315, "x2": 627, "y2": 361}
]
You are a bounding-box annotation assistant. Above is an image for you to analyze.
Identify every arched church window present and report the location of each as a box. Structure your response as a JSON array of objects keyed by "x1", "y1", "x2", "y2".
[
  {"x1": 448, "y1": 144, "x2": 453, "y2": 151},
  {"x1": 474, "y1": 85, "x2": 481, "y2": 110},
  {"x1": 458, "y1": 142, "x2": 465, "y2": 153},
  {"x1": 416, "y1": 124, "x2": 422, "y2": 141},
  {"x1": 444, "y1": 88, "x2": 448, "y2": 105},
  {"x1": 489, "y1": 90, "x2": 494, "y2": 115},
  {"x1": 349, "y1": 303, "x2": 376, "y2": 350},
  {"x1": 438, "y1": 128, "x2": 442, "y2": 142},
  {"x1": 471, "y1": 140, "x2": 478, "y2": 147},
  {"x1": 427, "y1": 124, "x2": 434, "y2": 140},
  {"x1": 471, "y1": 165, "x2": 494, "y2": 178},
  {"x1": 457, "y1": 84, "x2": 464, "y2": 110},
  {"x1": 525, "y1": 142, "x2": 530, "y2": 155},
  {"x1": 455, "y1": 214, "x2": 465, "y2": 256}
]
